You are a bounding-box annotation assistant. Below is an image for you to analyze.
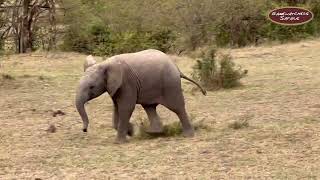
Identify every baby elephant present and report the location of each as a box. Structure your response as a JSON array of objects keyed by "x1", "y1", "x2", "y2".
[{"x1": 75, "y1": 49, "x2": 206, "y2": 143}]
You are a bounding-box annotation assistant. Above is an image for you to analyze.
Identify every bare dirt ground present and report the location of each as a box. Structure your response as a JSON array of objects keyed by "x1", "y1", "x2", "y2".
[{"x1": 0, "y1": 39, "x2": 320, "y2": 179}]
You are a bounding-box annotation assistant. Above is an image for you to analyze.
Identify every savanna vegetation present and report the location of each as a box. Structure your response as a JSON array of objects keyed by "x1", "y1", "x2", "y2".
[{"x1": 1, "y1": 0, "x2": 320, "y2": 55}]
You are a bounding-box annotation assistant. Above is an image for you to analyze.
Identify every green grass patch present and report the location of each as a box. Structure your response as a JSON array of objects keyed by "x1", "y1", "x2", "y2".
[
  {"x1": 192, "y1": 48, "x2": 247, "y2": 90},
  {"x1": 228, "y1": 119, "x2": 250, "y2": 130},
  {"x1": 1, "y1": 73, "x2": 15, "y2": 80},
  {"x1": 137, "y1": 116, "x2": 211, "y2": 139}
]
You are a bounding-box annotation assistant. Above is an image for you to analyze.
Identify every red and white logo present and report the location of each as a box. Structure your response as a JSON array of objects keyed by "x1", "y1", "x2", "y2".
[{"x1": 268, "y1": 7, "x2": 313, "y2": 25}]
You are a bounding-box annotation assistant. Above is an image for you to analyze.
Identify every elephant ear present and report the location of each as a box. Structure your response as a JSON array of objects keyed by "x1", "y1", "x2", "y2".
[
  {"x1": 84, "y1": 55, "x2": 97, "y2": 72},
  {"x1": 104, "y1": 60, "x2": 123, "y2": 97}
]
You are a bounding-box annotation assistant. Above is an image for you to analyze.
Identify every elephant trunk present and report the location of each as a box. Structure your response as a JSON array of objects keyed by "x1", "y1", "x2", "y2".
[{"x1": 75, "y1": 94, "x2": 89, "y2": 132}]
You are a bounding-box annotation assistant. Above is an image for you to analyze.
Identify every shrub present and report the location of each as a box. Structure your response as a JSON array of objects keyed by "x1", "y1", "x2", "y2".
[
  {"x1": 108, "y1": 29, "x2": 175, "y2": 55},
  {"x1": 59, "y1": 0, "x2": 320, "y2": 54},
  {"x1": 62, "y1": 21, "x2": 176, "y2": 56},
  {"x1": 1, "y1": 73, "x2": 15, "y2": 80},
  {"x1": 215, "y1": 0, "x2": 320, "y2": 47},
  {"x1": 148, "y1": 29, "x2": 176, "y2": 52},
  {"x1": 111, "y1": 31, "x2": 154, "y2": 54},
  {"x1": 258, "y1": 1, "x2": 320, "y2": 43},
  {"x1": 214, "y1": 0, "x2": 267, "y2": 47},
  {"x1": 62, "y1": 26, "x2": 93, "y2": 54},
  {"x1": 220, "y1": 55, "x2": 248, "y2": 88},
  {"x1": 90, "y1": 24, "x2": 113, "y2": 56},
  {"x1": 310, "y1": 1, "x2": 320, "y2": 32},
  {"x1": 62, "y1": 23, "x2": 113, "y2": 55},
  {"x1": 228, "y1": 119, "x2": 249, "y2": 130},
  {"x1": 137, "y1": 115, "x2": 210, "y2": 139},
  {"x1": 228, "y1": 114, "x2": 253, "y2": 130},
  {"x1": 137, "y1": 121, "x2": 183, "y2": 139},
  {"x1": 192, "y1": 48, "x2": 247, "y2": 90}
]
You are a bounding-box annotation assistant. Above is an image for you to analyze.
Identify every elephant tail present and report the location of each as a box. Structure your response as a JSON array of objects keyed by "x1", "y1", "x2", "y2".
[{"x1": 180, "y1": 72, "x2": 207, "y2": 96}]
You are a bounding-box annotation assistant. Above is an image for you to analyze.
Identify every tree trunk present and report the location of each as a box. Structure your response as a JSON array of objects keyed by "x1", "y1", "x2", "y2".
[
  {"x1": 19, "y1": 0, "x2": 32, "y2": 53},
  {"x1": 2, "y1": 0, "x2": 57, "y2": 53},
  {"x1": 48, "y1": 0, "x2": 57, "y2": 51}
]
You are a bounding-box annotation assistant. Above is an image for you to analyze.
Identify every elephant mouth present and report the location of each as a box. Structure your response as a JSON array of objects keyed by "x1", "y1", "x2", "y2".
[{"x1": 88, "y1": 92, "x2": 96, "y2": 101}]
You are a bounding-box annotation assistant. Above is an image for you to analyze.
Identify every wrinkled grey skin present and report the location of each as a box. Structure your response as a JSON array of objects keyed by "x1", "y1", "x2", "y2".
[{"x1": 75, "y1": 49, "x2": 206, "y2": 143}]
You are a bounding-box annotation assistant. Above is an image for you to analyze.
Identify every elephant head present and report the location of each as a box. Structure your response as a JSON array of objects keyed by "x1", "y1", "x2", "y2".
[{"x1": 75, "y1": 57, "x2": 123, "y2": 132}]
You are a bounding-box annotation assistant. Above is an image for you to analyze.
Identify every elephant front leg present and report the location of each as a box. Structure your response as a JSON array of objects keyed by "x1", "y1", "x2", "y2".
[
  {"x1": 114, "y1": 102, "x2": 135, "y2": 144},
  {"x1": 112, "y1": 100, "x2": 134, "y2": 136},
  {"x1": 142, "y1": 104, "x2": 164, "y2": 133}
]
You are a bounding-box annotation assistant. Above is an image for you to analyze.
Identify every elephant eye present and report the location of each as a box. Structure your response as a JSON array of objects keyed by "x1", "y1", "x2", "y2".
[{"x1": 89, "y1": 85, "x2": 94, "y2": 89}]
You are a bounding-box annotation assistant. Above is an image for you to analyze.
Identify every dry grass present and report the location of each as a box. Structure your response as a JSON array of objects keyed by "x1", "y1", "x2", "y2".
[{"x1": 1, "y1": 39, "x2": 320, "y2": 179}]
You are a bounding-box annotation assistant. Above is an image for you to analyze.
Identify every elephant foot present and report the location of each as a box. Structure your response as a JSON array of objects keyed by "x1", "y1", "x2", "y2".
[
  {"x1": 114, "y1": 137, "x2": 128, "y2": 144},
  {"x1": 182, "y1": 128, "x2": 195, "y2": 138},
  {"x1": 146, "y1": 125, "x2": 164, "y2": 134},
  {"x1": 127, "y1": 123, "x2": 134, "y2": 137}
]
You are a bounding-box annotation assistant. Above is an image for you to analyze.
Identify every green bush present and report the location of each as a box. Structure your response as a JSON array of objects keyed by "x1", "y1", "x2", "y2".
[
  {"x1": 310, "y1": 1, "x2": 320, "y2": 32},
  {"x1": 62, "y1": 24, "x2": 113, "y2": 55},
  {"x1": 257, "y1": 1, "x2": 320, "y2": 43},
  {"x1": 1, "y1": 73, "x2": 15, "y2": 80},
  {"x1": 148, "y1": 29, "x2": 176, "y2": 52},
  {"x1": 214, "y1": 0, "x2": 267, "y2": 47},
  {"x1": 62, "y1": 26, "x2": 92, "y2": 54},
  {"x1": 137, "y1": 115, "x2": 210, "y2": 139},
  {"x1": 260, "y1": 22, "x2": 316, "y2": 42},
  {"x1": 228, "y1": 119, "x2": 249, "y2": 130},
  {"x1": 258, "y1": 1, "x2": 320, "y2": 43},
  {"x1": 137, "y1": 121, "x2": 183, "y2": 139},
  {"x1": 62, "y1": 22, "x2": 175, "y2": 56},
  {"x1": 215, "y1": 0, "x2": 320, "y2": 47},
  {"x1": 111, "y1": 31, "x2": 154, "y2": 54},
  {"x1": 90, "y1": 24, "x2": 113, "y2": 55},
  {"x1": 192, "y1": 48, "x2": 247, "y2": 90},
  {"x1": 59, "y1": 0, "x2": 320, "y2": 54}
]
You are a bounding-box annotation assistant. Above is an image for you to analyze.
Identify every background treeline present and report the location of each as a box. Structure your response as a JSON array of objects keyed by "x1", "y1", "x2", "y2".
[{"x1": 1, "y1": 0, "x2": 320, "y2": 55}]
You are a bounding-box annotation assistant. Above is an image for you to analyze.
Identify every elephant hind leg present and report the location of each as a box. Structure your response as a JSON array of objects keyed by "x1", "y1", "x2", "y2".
[
  {"x1": 112, "y1": 102, "x2": 119, "y2": 130},
  {"x1": 162, "y1": 94, "x2": 194, "y2": 137},
  {"x1": 174, "y1": 108, "x2": 194, "y2": 137},
  {"x1": 142, "y1": 104, "x2": 164, "y2": 133}
]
